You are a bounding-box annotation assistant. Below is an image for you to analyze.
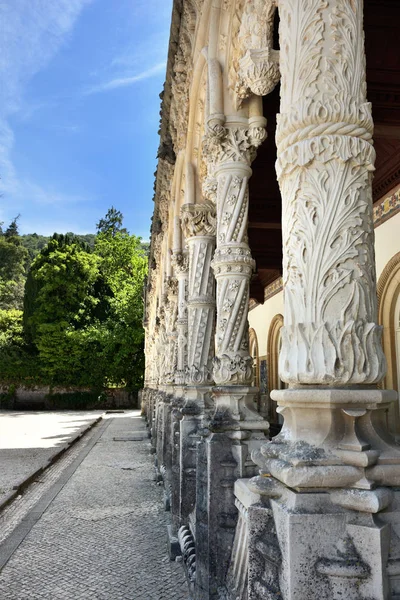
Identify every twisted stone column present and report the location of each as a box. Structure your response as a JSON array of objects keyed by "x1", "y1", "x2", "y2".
[
  {"x1": 205, "y1": 119, "x2": 266, "y2": 386},
  {"x1": 172, "y1": 251, "x2": 189, "y2": 386},
  {"x1": 181, "y1": 202, "x2": 216, "y2": 387},
  {"x1": 164, "y1": 277, "x2": 179, "y2": 385},
  {"x1": 177, "y1": 202, "x2": 217, "y2": 529},
  {"x1": 199, "y1": 115, "x2": 269, "y2": 600}
]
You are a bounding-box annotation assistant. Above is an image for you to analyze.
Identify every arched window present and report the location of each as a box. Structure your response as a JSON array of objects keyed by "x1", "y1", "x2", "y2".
[
  {"x1": 267, "y1": 314, "x2": 284, "y2": 428},
  {"x1": 396, "y1": 292, "x2": 400, "y2": 402},
  {"x1": 249, "y1": 328, "x2": 259, "y2": 388},
  {"x1": 377, "y1": 252, "x2": 400, "y2": 435}
]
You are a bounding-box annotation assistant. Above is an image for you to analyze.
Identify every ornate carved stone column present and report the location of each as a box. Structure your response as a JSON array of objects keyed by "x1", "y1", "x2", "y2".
[
  {"x1": 249, "y1": 2, "x2": 400, "y2": 598},
  {"x1": 276, "y1": 4, "x2": 385, "y2": 389},
  {"x1": 199, "y1": 114, "x2": 269, "y2": 600},
  {"x1": 254, "y1": 0, "x2": 400, "y2": 492},
  {"x1": 181, "y1": 202, "x2": 216, "y2": 389},
  {"x1": 204, "y1": 118, "x2": 266, "y2": 388},
  {"x1": 172, "y1": 251, "x2": 189, "y2": 387},
  {"x1": 164, "y1": 276, "x2": 179, "y2": 385},
  {"x1": 177, "y1": 202, "x2": 217, "y2": 530}
]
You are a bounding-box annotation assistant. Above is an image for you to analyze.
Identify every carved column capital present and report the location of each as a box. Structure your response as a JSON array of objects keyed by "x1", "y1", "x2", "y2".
[
  {"x1": 203, "y1": 122, "x2": 267, "y2": 169},
  {"x1": 180, "y1": 202, "x2": 216, "y2": 239},
  {"x1": 232, "y1": 0, "x2": 280, "y2": 105},
  {"x1": 171, "y1": 250, "x2": 189, "y2": 277}
]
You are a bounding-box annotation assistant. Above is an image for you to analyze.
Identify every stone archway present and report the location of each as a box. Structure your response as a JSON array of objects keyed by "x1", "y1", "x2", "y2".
[
  {"x1": 249, "y1": 327, "x2": 260, "y2": 388},
  {"x1": 377, "y1": 251, "x2": 400, "y2": 433},
  {"x1": 266, "y1": 313, "x2": 283, "y2": 425}
]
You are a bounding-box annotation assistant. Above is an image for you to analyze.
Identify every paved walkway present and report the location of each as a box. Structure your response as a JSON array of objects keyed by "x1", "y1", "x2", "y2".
[
  {"x1": 0, "y1": 411, "x2": 189, "y2": 600},
  {"x1": 0, "y1": 410, "x2": 103, "y2": 501}
]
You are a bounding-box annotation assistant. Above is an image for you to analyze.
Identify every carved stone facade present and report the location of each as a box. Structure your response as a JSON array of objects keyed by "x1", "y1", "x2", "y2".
[{"x1": 142, "y1": 1, "x2": 400, "y2": 599}]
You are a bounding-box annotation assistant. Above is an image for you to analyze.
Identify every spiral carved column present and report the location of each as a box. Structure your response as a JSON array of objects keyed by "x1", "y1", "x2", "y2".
[
  {"x1": 181, "y1": 202, "x2": 216, "y2": 388},
  {"x1": 177, "y1": 202, "x2": 217, "y2": 530},
  {"x1": 172, "y1": 251, "x2": 189, "y2": 387},
  {"x1": 199, "y1": 115, "x2": 269, "y2": 599}
]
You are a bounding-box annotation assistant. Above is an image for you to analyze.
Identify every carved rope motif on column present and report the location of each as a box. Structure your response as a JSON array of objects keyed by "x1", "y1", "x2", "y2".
[{"x1": 276, "y1": 0, "x2": 386, "y2": 385}]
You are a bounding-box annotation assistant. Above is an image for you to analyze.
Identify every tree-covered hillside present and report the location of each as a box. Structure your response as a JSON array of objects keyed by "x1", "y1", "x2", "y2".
[
  {"x1": 0, "y1": 208, "x2": 148, "y2": 395},
  {"x1": 20, "y1": 232, "x2": 149, "y2": 262},
  {"x1": 20, "y1": 233, "x2": 97, "y2": 260}
]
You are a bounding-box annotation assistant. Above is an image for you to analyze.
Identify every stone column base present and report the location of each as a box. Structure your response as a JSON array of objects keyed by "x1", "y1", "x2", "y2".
[
  {"x1": 237, "y1": 475, "x2": 400, "y2": 600},
  {"x1": 259, "y1": 388, "x2": 400, "y2": 491}
]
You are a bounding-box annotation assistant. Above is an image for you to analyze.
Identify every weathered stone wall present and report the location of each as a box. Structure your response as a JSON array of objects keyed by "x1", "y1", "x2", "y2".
[{"x1": 0, "y1": 385, "x2": 137, "y2": 410}]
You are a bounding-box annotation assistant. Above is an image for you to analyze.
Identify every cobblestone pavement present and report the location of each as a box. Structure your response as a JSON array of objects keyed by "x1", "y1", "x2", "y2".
[
  {"x1": 0, "y1": 412, "x2": 189, "y2": 600},
  {"x1": 0, "y1": 410, "x2": 103, "y2": 500}
]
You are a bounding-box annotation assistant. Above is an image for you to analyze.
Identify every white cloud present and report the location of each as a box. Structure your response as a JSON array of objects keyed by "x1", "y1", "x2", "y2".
[
  {"x1": 0, "y1": 0, "x2": 92, "y2": 216},
  {"x1": 84, "y1": 61, "x2": 166, "y2": 95},
  {"x1": 0, "y1": 0, "x2": 93, "y2": 116}
]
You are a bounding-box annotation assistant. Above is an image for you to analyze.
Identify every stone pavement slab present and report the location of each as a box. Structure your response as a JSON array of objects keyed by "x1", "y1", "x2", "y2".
[
  {"x1": 0, "y1": 410, "x2": 104, "y2": 502},
  {"x1": 0, "y1": 411, "x2": 189, "y2": 600}
]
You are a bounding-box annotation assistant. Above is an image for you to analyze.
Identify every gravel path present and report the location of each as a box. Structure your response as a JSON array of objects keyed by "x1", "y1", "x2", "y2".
[
  {"x1": 0, "y1": 411, "x2": 189, "y2": 600},
  {"x1": 0, "y1": 410, "x2": 103, "y2": 500}
]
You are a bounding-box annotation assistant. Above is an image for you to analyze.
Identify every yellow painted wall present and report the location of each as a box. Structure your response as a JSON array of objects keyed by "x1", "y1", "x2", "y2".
[
  {"x1": 248, "y1": 291, "x2": 284, "y2": 357},
  {"x1": 375, "y1": 211, "x2": 400, "y2": 280}
]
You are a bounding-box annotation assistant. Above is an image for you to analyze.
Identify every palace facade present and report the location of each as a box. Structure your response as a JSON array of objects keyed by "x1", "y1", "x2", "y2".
[{"x1": 141, "y1": 1, "x2": 400, "y2": 598}]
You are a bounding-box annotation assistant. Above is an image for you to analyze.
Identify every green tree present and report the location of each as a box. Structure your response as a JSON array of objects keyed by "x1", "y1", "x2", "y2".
[
  {"x1": 23, "y1": 234, "x2": 105, "y2": 384},
  {"x1": 0, "y1": 217, "x2": 29, "y2": 310},
  {"x1": 4, "y1": 215, "x2": 21, "y2": 241},
  {"x1": 1, "y1": 209, "x2": 148, "y2": 392},
  {"x1": 96, "y1": 206, "x2": 127, "y2": 237},
  {"x1": 94, "y1": 224, "x2": 147, "y2": 389}
]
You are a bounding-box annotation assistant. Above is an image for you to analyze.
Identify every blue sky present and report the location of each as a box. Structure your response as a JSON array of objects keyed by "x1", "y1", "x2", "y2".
[{"x1": 0, "y1": 0, "x2": 173, "y2": 239}]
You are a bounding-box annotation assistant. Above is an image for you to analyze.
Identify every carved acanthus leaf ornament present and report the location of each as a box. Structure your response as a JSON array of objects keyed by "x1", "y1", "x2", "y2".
[
  {"x1": 203, "y1": 124, "x2": 266, "y2": 167},
  {"x1": 276, "y1": 0, "x2": 386, "y2": 385},
  {"x1": 233, "y1": 0, "x2": 280, "y2": 105}
]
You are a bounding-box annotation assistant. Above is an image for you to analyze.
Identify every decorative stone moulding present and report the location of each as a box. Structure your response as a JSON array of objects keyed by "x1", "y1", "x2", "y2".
[
  {"x1": 253, "y1": 388, "x2": 400, "y2": 493},
  {"x1": 231, "y1": 0, "x2": 280, "y2": 108}
]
